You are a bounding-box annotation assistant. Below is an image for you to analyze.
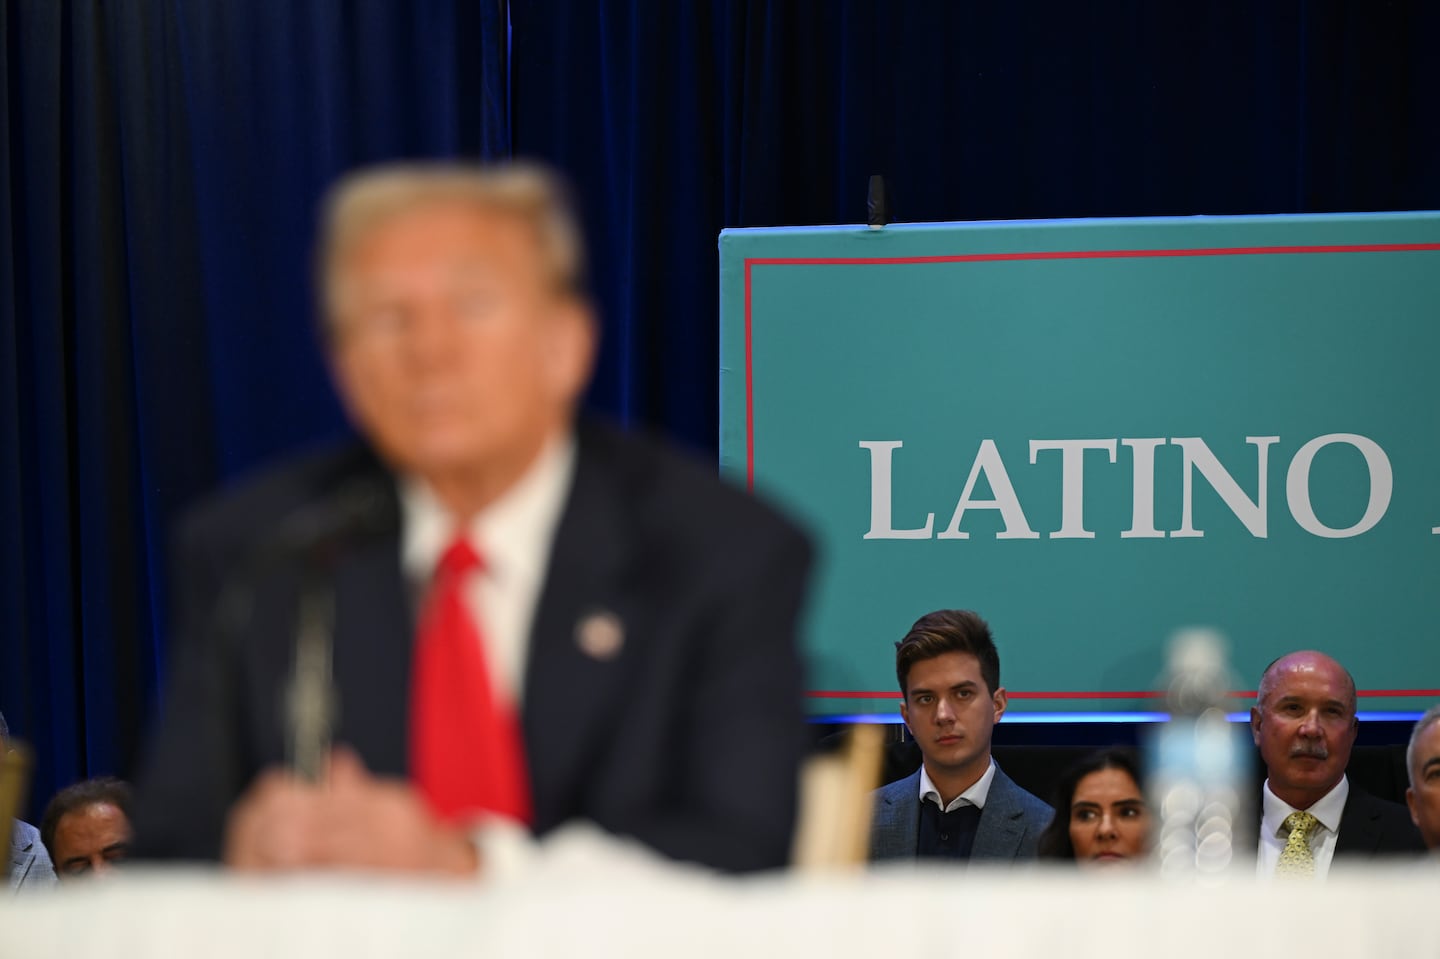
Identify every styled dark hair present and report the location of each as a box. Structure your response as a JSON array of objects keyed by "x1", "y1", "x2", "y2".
[
  {"x1": 1036, "y1": 747, "x2": 1144, "y2": 860},
  {"x1": 40, "y1": 777, "x2": 133, "y2": 861},
  {"x1": 894, "y1": 609, "x2": 1000, "y2": 695}
]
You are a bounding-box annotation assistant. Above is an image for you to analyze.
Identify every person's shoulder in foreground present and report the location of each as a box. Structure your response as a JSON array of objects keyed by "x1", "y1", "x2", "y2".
[
  {"x1": 571, "y1": 418, "x2": 809, "y2": 559},
  {"x1": 9, "y1": 819, "x2": 57, "y2": 892}
]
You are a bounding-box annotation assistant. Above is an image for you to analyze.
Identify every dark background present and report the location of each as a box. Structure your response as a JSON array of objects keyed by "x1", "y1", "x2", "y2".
[{"x1": 4, "y1": 0, "x2": 1438, "y2": 817}]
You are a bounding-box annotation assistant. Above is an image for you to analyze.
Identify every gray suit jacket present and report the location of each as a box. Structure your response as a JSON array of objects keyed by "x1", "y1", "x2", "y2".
[
  {"x1": 8, "y1": 820, "x2": 56, "y2": 893},
  {"x1": 869, "y1": 762, "x2": 1053, "y2": 862}
]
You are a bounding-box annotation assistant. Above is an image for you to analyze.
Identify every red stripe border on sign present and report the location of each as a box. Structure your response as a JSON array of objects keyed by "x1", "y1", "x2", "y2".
[
  {"x1": 806, "y1": 689, "x2": 1440, "y2": 700},
  {"x1": 742, "y1": 239, "x2": 1440, "y2": 708},
  {"x1": 741, "y1": 241, "x2": 1440, "y2": 491}
]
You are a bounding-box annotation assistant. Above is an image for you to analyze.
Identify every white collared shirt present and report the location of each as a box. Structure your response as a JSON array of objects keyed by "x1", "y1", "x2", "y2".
[
  {"x1": 1256, "y1": 774, "x2": 1349, "y2": 878},
  {"x1": 399, "y1": 434, "x2": 576, "y2": 708},
  {"x1": 918, "y1": 759, "x2": 997, "y2": 813}
]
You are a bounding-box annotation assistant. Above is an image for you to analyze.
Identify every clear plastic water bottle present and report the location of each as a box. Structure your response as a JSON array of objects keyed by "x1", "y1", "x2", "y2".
[{"x1": 1145, "y1": 628, "x2": 1251, "y2": 879}]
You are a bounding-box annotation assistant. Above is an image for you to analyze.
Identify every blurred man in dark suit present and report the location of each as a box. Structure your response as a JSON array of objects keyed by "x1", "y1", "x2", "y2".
[
  {"x1": 1250, "y1": 651, "x2": 1423, "y2": 877},
  {"x1": 132, "y1": 162, "x2": 812, "y2": 875},
  {"x1": 1406, "y1": 704, "x2": 1440, "y2": 851},
  {"x1": 869, "y1": 610, "x2": 1052, "y2": 863}
]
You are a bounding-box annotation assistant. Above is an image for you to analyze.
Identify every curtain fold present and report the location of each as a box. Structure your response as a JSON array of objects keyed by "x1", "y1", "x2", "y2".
[
  {"x1": 511, "y1": 0, "x2": 1440, "y2": 449},
  {"x1": 1, "y1": 0, "x2": 509, "y2": 816}
]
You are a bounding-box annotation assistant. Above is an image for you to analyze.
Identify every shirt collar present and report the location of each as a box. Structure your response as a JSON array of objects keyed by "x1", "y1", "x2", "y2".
[
  {"x1": 918, "y1": 758, "x2": 997, "y2": 813},
  {"x1": 399, "y1": 434, "x2": 576, "y2": 585},
  {"x1": 1261, "y1": 774, "x2": 1350, "y2": 837}
]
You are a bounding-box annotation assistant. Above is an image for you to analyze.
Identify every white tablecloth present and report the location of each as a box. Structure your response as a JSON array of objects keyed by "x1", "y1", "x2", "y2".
[{"x1": 4, "y1": 831, "x2": 1436, "y2": 958}]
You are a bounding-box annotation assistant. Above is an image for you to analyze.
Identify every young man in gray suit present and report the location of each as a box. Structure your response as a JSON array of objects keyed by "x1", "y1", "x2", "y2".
[{"x1": 869, "y1": 610, "x2": 1052, "y2": 863}]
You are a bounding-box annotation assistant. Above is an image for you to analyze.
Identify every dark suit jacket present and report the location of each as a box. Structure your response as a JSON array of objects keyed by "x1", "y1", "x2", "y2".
[
  {"x1": 132, "y1": 420, "x2": 812, "y2": 873},
  {"x1": 1332, "y1": 786, "x2": 1426, "y2": 861},
  {"x1": 868, "y1": 763, "x2": 1054, "y2": 862}
]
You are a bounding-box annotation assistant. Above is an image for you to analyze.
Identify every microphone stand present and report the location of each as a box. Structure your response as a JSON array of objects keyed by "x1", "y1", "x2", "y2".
[
  {"x1": 285, "y1": 563, "x2": 338, "y2": 784},
  {"x1": 212, "y1": 475, "x2": 387, "y2": 787}
]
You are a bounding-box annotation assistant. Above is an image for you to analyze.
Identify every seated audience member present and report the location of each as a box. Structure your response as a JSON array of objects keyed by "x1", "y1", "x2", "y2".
[
  {"x1": 40, "y1": 778, "x2": 133, "y2": 880},
  {"x1": 132, "y1": 161, "x2": 812, "y2": 875},
  {"x1": 2, "y1": 710, "x2": 56, "y2": 892},
  {"x1": 1406, "y1": 704, "x2": 1440, "y2": 851},
  {"x1": 869, "y1": 610, "x2": 1052, "y2": 863},
  {"x1": 1250, "y1": 650, "x2": 1424, "y2": 877},
  {"x1": 1036, "y1": 748, "x2": 1150, "y2": 868}
]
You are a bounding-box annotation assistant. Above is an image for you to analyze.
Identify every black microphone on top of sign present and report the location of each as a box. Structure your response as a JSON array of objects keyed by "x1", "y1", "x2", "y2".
[{"x1": 867, "y1": 174, "x2": 890, "y2": 230}]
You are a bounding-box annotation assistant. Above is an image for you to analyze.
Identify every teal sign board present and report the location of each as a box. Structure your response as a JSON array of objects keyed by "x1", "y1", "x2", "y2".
[{"x1": 718, "y1": 213, "x2": 1440, "y2": 717}]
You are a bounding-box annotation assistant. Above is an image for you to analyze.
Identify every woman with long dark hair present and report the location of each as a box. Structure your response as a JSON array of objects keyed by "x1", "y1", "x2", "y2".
[{"x1": 1037, "y1": 747, "x2": 1151, "y2": 867}]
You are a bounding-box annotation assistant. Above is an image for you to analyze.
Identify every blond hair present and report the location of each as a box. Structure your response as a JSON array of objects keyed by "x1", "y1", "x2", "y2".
[{"x1": 317, "y1": 160, "x2": 586, "y2": 325}]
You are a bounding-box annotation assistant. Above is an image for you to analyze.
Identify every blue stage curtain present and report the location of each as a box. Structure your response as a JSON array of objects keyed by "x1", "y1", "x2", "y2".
[
  {"x1": 4, "y1": 0, "x2": 1439, "y2": 816},
  {"x1": 510, "y1": 0, "x2": 1440, "y2": 446},
  {"x1": 1, "y1": 0, "x2": 509, "y2": 817}
]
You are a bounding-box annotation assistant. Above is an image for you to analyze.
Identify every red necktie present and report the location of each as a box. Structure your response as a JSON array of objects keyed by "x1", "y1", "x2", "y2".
[{"x1": 409, "y1": 537, "x2": 532, "y2": 824}]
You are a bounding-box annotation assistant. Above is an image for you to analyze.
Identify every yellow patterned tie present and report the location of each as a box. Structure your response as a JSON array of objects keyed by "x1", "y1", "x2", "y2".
[{"x1": 1275, "y1": 810, "x2": 1320, "y2": 878}]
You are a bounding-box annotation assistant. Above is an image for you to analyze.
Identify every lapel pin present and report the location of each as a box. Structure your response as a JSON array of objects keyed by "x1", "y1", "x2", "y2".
[{"x1": 576, "y1": 609, "x2": 625, "y2": 661}]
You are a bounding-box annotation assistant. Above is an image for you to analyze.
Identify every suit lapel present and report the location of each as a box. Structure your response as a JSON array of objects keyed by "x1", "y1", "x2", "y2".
[
  {"x1": 1333, "y1": 788, "x2": 1380, "y2": 857},
  {"x1": 522, "y1": 425, "x2": 639, "y2": 831},
  {"x1": 886, "y1": 773, "x2": 922, "y2": 858},
  {"x1": 869, "y1": 772, "x2": 922, "y2": 860},
  {"x1": 8, "y1": 822, "x2": 28, "y2": 888},
  {"x1": 973, "y1": 766, "x2": 1025, "y2": 859}
]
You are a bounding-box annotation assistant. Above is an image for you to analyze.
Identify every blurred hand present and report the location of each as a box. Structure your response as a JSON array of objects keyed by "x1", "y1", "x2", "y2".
[
  {"x1": 319, "y1": 746, "x2": 480, "y2": 875},
  {"x1": 222, "y1": 768, "x2": 328, "y2": 871},
  {"x1": 222, "y1": 747, "x2": 479, "y2": 876}
]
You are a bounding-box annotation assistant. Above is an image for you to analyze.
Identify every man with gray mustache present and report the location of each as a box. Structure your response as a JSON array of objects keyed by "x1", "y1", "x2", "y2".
[{"x1": 1250, "y1": 651, "x2": 1424, "y2": 877}]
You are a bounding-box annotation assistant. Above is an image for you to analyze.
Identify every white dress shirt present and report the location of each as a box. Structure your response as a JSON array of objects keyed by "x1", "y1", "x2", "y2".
[
  {"x1": 1256, "y1": 775, "x2": 1349, "y2": 878},
  {"x1": 918, "y1": 759, "x2": 997, "y2": 812},
  {"x1": 398, "y1": 435, "x2": 576, "y2": 873},
  {"x1": 398, "y1": 434, "x2": 576, "y2": 708}
]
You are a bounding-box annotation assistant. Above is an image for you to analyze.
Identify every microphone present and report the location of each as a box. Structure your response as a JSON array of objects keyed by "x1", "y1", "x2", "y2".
[
  {"x1": 276, "y1": 476, "x2": 394, "y2": 783},
  {"x1": 211, "y1": 474, "x2": 395, "y2": 783},
  {"x1": 867, "y1": 175, "x2": 890, "y2": 230},
  {"x1": 264, "y1": 475, "x2": 393, "y2": 562}
]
